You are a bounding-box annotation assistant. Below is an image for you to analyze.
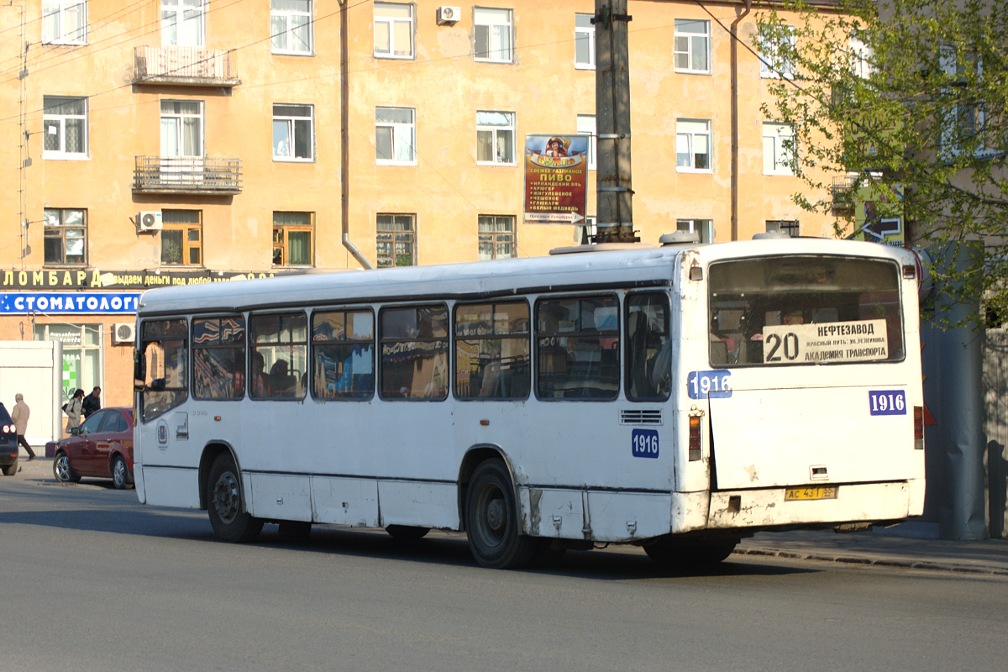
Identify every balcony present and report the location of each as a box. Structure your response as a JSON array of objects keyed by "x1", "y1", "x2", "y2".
[
  {"x1": 133, "y1": 46, "x2": 239, "y2": 87},
  {"x1": 133, "y1": 156, "x2": 242, "y2": 195},
  {"x1": 831, "y1": 176, "x2": 856, "y2": 217}
]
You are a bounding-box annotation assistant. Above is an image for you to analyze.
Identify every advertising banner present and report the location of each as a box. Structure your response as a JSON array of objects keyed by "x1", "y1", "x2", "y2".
[{"x1": 523, "y1": 134, "x2": 589, "y2": 225}]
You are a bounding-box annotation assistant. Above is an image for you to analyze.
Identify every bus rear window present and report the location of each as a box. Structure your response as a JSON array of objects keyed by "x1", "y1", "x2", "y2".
[{"x1": 708, "y1": 255, "x2": 905, "y2": 367}]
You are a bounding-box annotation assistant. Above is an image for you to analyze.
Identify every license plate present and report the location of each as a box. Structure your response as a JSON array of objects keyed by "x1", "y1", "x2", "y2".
[{"x1": 785, "y1": 486, "x2": 838, "y2": 501}]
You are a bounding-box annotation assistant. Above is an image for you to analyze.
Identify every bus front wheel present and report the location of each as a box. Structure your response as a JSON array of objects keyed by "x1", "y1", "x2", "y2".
[
  {"x1": 207, "y1": 454, "x2": 263, "y2": 543},
  {"x1": 464, "y1": 460, "x2": 536, "y2": 569}
]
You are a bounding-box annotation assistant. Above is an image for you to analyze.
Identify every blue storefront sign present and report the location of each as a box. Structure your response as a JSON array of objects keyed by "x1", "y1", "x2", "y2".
[{"x1": 0, "y1": 292, "x2": 143, "y2": 314}]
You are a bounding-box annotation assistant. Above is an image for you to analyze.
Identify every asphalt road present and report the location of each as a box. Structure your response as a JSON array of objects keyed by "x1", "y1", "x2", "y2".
[{"x1": 1, "y1": 473, "x2": 1005, "y2": 672}]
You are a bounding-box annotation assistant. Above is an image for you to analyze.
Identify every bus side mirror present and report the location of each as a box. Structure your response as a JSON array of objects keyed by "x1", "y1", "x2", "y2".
[{"x1": 133, "y1": 347, "x2": 146, "y2": 390}]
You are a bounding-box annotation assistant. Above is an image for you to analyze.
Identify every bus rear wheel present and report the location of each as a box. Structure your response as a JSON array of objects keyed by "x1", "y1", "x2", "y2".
[
  {"x1": 207, "y1": 453, "x2": 263, "y2": 543},
  {"x1": 464, "y1": 460, "x2": 536, "y2": 569},
  {"x1": 643, "y1": 536, "x2": 739, "y2": 569}
]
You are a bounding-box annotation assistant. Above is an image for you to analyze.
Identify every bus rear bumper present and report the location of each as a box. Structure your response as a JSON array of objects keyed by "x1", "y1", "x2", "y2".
[{"x1": 702, "y1": 480, "x2": 925, "y2": 530}]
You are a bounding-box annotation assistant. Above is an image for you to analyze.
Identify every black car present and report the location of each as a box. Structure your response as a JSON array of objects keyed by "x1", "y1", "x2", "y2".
[{"x1": 0, "y1": 403, "x2": 19, "y2": 476}]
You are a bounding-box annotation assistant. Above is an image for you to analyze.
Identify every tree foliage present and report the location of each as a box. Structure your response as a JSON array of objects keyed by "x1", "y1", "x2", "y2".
[{"x1": 755, "y1": 0, "x2": 1008, "y2": 325}]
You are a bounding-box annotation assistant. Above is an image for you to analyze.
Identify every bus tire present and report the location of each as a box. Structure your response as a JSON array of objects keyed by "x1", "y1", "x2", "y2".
[
  {"x1": 643, "y1": 537, "x2": 738, "y2": 568},
  {"x1": 207, "y1": 454, "x2": 263, "y2": 543},
  {"x1": 464, "y1": 460, "x2": 536, "y2": 569},
  {"x1": 385, "y1": 525, "x2": 430, "y2": 543}
]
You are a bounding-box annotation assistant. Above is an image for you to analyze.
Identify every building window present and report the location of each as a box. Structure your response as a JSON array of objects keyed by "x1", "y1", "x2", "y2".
[
  {"x1": 763, "y1": 122, "x2": 795, "y2": 175},
  {"x1": 43, "y1": 208, "x2": 86, "y2": 265},
  {"x1": 759, "y1": 24, "x2": 797, "y2": 79},
  {"x1": 849, "y1": 32, "x2": 874, "y2": 79},
  {"x1": 474, "y1": 7, "x2": 513, "y2": 63},
  {"x1": 271, "y1": 0, "x2": 313, "y2": 55},
  {"x1": 476, "y1": 110, "x2": 515, "y2": 165},
  {"x1": 676, "y1": 119, "x2": 711, "y2": 171},
  {"x1": 273, "y1": 104, "x2": 314, "y2": 161},
  {"x1": 478, "y1": 215, "x2": 515, "y2": 260},
  {"x1": 160, "y1": 100, "x2": 203, "y2": 157},
  {"x1": 676, "y1": 218, "x2": 713, "y2": 243},
  {"x1": 576, "y1": 215, "x2": 597, "y2": 245},
  {"x1": 273, "y1": 212, "x2": 314, "y2": 267},
  {"x1": 376, "y1": 214, "x2": 415, "y2": 267},
  {"x1": 42, "y1": 1, "x2": 87, "y2": 45},
  {"x1": 575, "y1": 13, "x2": 595, "y2": 69},
  {"x1": 161, "y1": 210, "x2": 202, "y2": 266},
  {"x1": 577, "y1": 114, "x2": 596, "y2": 170},
  {"x1": 939, "y1": 45, "x2": 991, "y2": 158},
  {"x1": 35, "y1": 323, "x2": 101, "y2": 401},
  {"x1": 43, "y1": 96, "x2": 87, "y2": 158},
  {"x1": 375, "y1": 106, "x2": 415, "y2": 164},
  {"x1": 674, "y1": 19, "x2": 710, "y2": 74},
  {"x1": 161, "y1": 0, "x2": 205, "y2": 47},
  {"x1": 374, "y1": 2, "x2": 413, "y2": 59},
  {"x1": 766, "y1": 220, "x2": 800, "y2": 237}
]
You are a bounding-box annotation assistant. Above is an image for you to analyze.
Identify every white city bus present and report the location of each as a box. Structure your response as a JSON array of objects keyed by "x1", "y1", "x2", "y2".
[{"x1": 133, "y1": 235, "x2": 925, "y2": 568}]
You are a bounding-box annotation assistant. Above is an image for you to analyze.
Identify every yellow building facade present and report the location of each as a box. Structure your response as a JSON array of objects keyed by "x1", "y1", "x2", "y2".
[{"x1": 0, "y1": 1, "x2": 838, "y2": 409}]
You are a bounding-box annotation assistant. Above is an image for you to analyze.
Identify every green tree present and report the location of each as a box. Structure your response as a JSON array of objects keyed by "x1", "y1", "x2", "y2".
[{"x1": 756, "y1": 0, "x2": 1007, "y2": 324}]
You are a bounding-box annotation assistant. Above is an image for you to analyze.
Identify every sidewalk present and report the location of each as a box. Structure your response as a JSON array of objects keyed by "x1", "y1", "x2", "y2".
[
  {"x1": 10, "y1": 454, "x2": 1008, "y2": 575},
  {"x1": 739, "y1": 522, "x2": 1008, "y2": 575}
]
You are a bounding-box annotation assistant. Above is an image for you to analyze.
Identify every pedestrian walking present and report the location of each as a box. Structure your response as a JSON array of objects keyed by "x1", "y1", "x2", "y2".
[
  {"x1": 64, "y1": 388, "x2": 85, "y2": 433},
  {"x1": 11, "y1": 393, "x2": 35, "y2": 461},
  {"x1": 82, "y1": 386, "x2": 101, "y2": 419}
]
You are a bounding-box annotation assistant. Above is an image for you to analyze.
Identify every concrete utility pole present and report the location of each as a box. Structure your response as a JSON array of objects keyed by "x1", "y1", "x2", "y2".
[{"x1": 593, "y1": 0, "x2": 639, "y2": 243}]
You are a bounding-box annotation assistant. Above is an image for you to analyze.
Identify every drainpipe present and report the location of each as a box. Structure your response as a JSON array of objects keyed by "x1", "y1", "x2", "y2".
[
  {"x1": 730, "y1": 0, "x2": 752, "y2": 242},
  {"x1": 338, "y1": 0, "x2": 373, "y2": 269}
]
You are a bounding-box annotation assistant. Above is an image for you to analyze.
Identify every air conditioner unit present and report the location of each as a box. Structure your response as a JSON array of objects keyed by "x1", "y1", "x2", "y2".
[
  {"x1": 112, "y1": 322, "x2": 136, "y2": 345},
  {"x1": 137, "y1": 210, "x2": 162, "y2": 233},
  {"x1": 436, "y1": 6, "x2": 461, "y2": 24}
]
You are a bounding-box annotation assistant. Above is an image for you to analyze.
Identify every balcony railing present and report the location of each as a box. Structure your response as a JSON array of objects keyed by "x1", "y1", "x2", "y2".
[
  {"x1": 133, "y1": 156, "x2": 242, "y2": 194},
  {"x1": 133, "y1": 46, "x2": 239, "y2": 87},
  {"x1": 831, "y1": 176, "x2": 857, "y2": 216}
]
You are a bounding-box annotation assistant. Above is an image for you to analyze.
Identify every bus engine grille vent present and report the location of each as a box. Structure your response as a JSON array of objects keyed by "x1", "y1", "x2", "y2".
[{"x1": 620, "y1": 409, "x2": 663, "y2": 425}]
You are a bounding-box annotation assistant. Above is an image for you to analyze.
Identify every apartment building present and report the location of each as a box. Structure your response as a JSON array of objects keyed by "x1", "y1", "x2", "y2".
[{"x1": 0, "y1": 1, "x2": 836, "y2": 407}]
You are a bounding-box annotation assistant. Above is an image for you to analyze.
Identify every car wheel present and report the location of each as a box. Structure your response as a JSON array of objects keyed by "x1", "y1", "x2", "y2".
[
  {"x1": 111, "y1": 455, "x2": 131, "y2": 490},
  {"x1": 1, "y1": 459, "x2": 17, "y2": 476},
  {"x1": 207, "y1": 453, "x2": 263, "y2": 543},
  {"x1": 53, "y1": 452, "x2": 81, "y2": 483},
  {"x1": 464, "y1": 459, "x2": 536, "y2": 569}
]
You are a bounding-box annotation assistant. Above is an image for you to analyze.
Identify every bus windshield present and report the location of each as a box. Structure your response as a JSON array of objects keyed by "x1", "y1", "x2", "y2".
[{"x1": 708, "y1": 255, "x2": 905, "y2": 367}]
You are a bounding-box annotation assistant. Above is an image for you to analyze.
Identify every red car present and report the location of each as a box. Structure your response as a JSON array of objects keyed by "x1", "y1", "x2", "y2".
[{"x1": 51, "y1": 407, "x2": 135, "y2": 489}]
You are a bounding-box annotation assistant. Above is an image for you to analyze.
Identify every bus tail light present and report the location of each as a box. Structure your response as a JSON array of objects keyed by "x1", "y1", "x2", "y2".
[
  {"x1": 913, "y1": 406, "x2": 924, "y2": 450},
  {"x1": 688, "y1": 414, "x2": 702, "y2": 461}
]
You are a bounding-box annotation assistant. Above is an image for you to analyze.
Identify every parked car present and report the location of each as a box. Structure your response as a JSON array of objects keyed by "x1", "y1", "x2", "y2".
[
  {"x1": 0, "y1": 403, "x2": 19, "y2": 476},
  {"x1": 51, "y1": 407, "x2": 135, "y2": 489}
]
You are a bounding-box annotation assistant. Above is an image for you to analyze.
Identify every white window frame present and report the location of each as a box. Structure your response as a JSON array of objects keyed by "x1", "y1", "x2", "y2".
[
  {"x1": 161, "y1": 0, "x2": 205, "y2": 47},
  {"x1": 766, "y1": 220, "x2": 800, "y2": 238},
  {"x1": 674, "y1": 19, "x2": 710, "y2": 74},
  {"x1": 676, "y1": 119, "x2": 711, "y2": 172},
  {"x1": 374, "y1": 2, "x2": 414, "y2": 59},
  {"x1": 676, "y1": 219, "x2": 713, "y2": 244},
  {"x1": 759, "y1": 24, "x2": 797, "y2": 79},
  {"x1": 476, "y1": 110, "x2": 516, "y2": 165},
  {"x1": 271, "y1": 0, "x2": 314, "y2": 55},
  {"x1": 160, "y1": 100, "x2": 204, "y2": 158},
  {"x1": 939, "y1": 45, "x2": 993, "y2": 159},
  {"x1": 43, "y1": 96, "x2": 88, "y2": 159},
  {"x1": 574, "y1": 13, "x2": 595, "y2": 70},
  {"x1": 577, "y1": 114, "x2": 597, "y2": 170},
  {"x1": 474, "y1": 7, "x2": 514, "y2": 64},
  {"x1": 273, "y1": 104, "x2": 315, "y2": 162},
  {"x1": 375, "y1": 106, "x2": 416, "y2": 165},
  {"x1": 763, "y1": 122, "x2": 795, "y2": 175},
  {"x1": 849, "y1": 33, "x2": 874, "y2": 80},
  {"x1": 42, "y1": 1, "x2": 87, "y2": 45}
]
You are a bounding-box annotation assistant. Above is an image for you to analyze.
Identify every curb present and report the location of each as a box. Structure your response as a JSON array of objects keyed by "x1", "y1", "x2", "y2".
[{"x1": 734, "y1": 546, "x2": 1008, "y2": 576}]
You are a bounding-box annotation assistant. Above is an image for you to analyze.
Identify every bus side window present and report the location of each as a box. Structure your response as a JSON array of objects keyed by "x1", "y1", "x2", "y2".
[{"x1": 626, "y1": 292, "x2": 671, "y2": 401}]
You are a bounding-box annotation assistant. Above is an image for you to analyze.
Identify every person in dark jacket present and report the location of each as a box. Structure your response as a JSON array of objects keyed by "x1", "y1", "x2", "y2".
[{"x1": 82, "y1": 386, "x2": 101, "y2": 419}]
